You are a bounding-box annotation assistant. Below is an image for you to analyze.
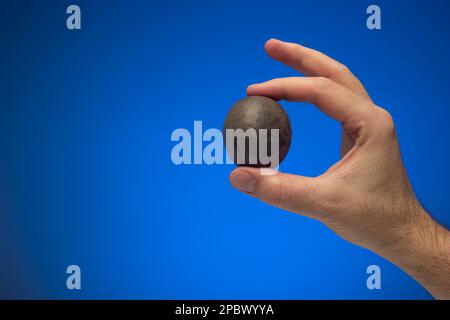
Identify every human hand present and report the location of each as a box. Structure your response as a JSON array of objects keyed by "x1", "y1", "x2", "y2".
[{"x1": 229, "y1": 39, "x2": 450, "y2": 299}]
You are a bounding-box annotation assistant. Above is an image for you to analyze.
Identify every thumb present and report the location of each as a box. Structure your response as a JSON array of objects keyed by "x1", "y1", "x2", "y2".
[{"x1": 229, "y1": 167, "x2": 324, "y2": 219}]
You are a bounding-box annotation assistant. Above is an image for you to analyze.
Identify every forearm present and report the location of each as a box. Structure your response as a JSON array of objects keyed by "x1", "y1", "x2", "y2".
[{"x1": 379, "y1": 209, "x2": 450, "y2": 300}]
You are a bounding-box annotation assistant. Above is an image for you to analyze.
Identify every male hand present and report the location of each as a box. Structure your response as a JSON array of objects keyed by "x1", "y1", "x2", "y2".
[{"x1": 229, "y1": 39, "x2": 450, "y2": 299}]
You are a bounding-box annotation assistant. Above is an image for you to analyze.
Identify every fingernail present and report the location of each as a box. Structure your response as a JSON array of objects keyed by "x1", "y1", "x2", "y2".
[{"x1": 231, "y1": 171, "x2": 257, "y2": 194}]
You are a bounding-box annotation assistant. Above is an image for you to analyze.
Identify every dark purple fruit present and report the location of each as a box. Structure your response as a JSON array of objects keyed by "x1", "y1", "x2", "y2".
[{"x1": 223, "y1": 96, "x2": 292, "y2": 167}]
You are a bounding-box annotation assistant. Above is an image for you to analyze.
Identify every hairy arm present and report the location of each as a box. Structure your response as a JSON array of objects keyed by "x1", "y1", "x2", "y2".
[{"x1": 381, "y1": 210, "x2": 450, "y2": 299}]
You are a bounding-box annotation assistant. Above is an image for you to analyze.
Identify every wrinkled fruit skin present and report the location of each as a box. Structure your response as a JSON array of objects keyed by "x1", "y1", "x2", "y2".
[{"x1": 223, "y1": 96, "x2": 292, "y2": 167}]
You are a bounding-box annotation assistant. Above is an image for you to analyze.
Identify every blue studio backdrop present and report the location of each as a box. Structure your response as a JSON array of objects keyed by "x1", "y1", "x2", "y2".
[{"x1": 1, "y1": 0, "x2": 449, "y2": 299}]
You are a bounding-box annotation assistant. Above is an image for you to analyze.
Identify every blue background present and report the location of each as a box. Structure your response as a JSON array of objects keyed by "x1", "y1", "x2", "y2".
[{"x1": 1, "y1": 0, "x2": 449, "y2": 299}]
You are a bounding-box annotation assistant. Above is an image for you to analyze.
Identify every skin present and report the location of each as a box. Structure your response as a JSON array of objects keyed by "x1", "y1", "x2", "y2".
[{"x1": 229, "y1": 38, "x2": 450, "y2": 300}]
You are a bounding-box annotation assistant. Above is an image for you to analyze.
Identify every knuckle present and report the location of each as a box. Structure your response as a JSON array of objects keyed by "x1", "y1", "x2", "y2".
[
  {"x1": 335, "y1": 63, "x2": 350, "y2": 75},
  {"x1": 259, "y1": 176, "x2": 283, "y2": 206},
  {"x1": 376, "y1": 107, "x2": 396, "y2": 134}
]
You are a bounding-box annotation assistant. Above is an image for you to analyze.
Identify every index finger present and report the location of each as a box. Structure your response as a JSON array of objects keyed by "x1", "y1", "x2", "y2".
[{"x1": 247, "y1": 77, "x2": 375, "y2": 126}]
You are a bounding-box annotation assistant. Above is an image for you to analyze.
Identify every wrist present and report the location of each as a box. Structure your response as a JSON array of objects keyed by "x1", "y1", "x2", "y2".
[{"x1": 378, "y1": 206, "x2": 450, "y2": 299}]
